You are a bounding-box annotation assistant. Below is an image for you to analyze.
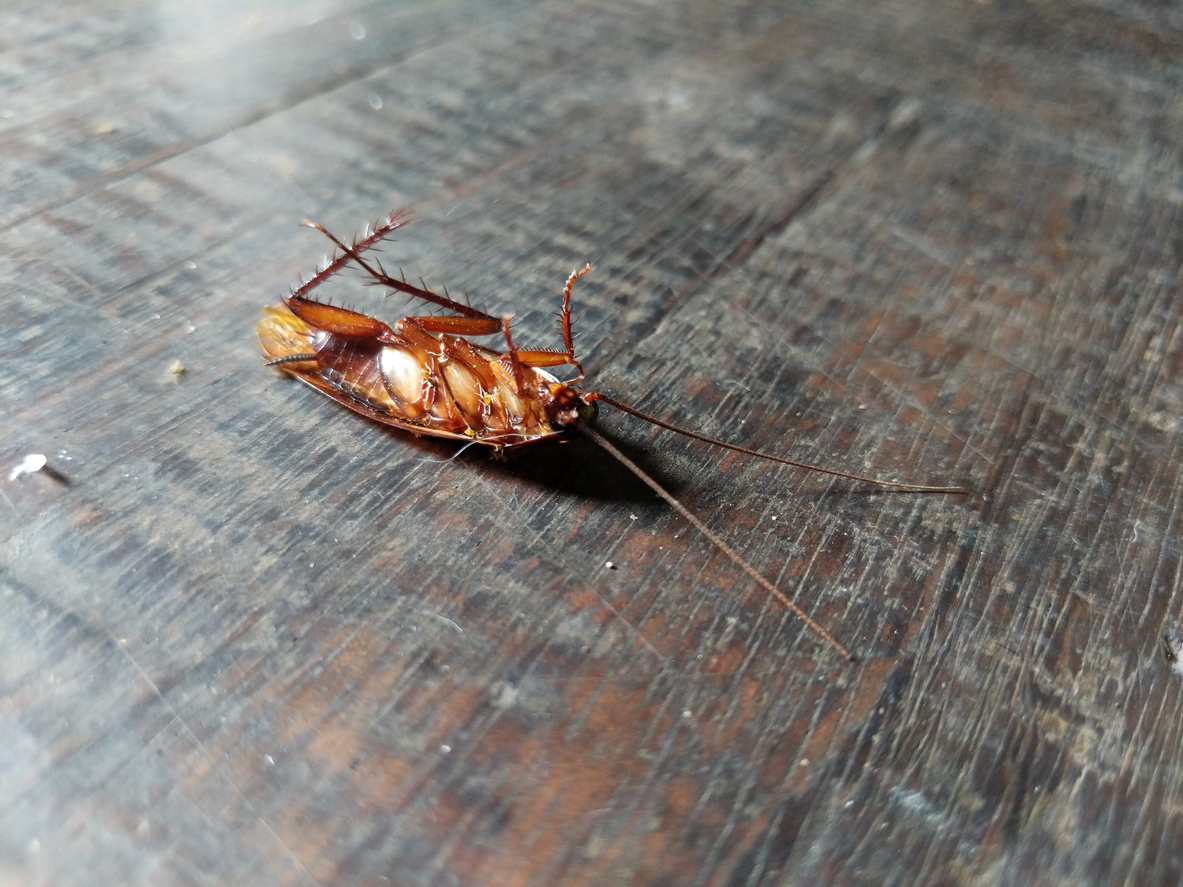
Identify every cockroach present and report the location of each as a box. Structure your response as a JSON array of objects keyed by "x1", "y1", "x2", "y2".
[{"x1": 257, "y1": 211, "x2": 966, "y2": 660}]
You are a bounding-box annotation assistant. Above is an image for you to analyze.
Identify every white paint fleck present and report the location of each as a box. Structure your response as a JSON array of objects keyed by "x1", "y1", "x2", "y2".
[
  {"x1": 887, "y1": 97, "x2": 923, "y2": 131},
  {"x1": 493, "y1": 682, "x2": 519, "y2": 709},
  {"x1": 1147, "y1": 411, "x2": 1179, "y2": 433},
  {"x1": 8, "y1": 454, "x2": 47, "y2": 481},
  {"x1": 889, "y1": 787, "x2": 946, "y2": 829}
]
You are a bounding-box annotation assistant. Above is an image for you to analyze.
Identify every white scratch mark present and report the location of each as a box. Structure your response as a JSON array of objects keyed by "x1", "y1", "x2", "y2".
[{"x1": 428, "y1": 612, "x2": 464, "y2": 634}]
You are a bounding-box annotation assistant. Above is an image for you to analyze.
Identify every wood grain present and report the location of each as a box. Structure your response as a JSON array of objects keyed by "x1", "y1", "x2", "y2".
[{"x1": 2, "y1": 1, "x2": 1181, "y2": 885}]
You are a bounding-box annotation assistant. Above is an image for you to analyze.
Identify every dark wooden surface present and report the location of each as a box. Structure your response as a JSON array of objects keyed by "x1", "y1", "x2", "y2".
[{"x1": 3, "y1": 1, "x2": 1182, "y2": 884}]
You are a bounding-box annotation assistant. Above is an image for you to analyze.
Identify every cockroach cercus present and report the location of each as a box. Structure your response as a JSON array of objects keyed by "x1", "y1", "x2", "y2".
[{"x1": 257, "y1": 211, "x2": 966, "y2": 661}]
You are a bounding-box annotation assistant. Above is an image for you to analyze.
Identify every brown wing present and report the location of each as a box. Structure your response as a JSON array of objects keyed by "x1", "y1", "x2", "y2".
[{"x1": 257, "y1": 306, "x2": 565, "y2": 448}]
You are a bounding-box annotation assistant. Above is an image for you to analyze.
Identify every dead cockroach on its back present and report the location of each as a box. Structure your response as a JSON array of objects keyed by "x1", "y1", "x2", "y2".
[{"x1": 257, "y1": 210, "x2": 966, "y2": 660}]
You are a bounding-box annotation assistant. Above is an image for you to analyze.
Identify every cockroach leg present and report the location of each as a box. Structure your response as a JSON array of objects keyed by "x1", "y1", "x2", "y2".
[
  {"x1": 557, "y1": 264, "x2": 591, "y2": 382},
  {"x1": 500, "y1": 314, "x2": 526, "y2": 394}
]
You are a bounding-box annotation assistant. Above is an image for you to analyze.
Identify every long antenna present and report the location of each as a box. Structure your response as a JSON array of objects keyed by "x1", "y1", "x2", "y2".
[
  {"x1": 588, "y1": 392, "x2": 967, "y2": 494},
  {"x1": 579, "y1": 423, "x2": 856, "y2": 661}
]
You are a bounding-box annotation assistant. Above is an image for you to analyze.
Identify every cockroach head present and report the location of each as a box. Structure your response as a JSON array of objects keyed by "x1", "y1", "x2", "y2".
[{"x1": 545, "y1": 383, "x2": 597, "y2": 431}]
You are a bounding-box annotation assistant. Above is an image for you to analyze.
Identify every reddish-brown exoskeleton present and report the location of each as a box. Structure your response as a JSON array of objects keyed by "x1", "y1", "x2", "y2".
[{"x1": 258, "y1": 211, "x2": 965, "y2": 660}]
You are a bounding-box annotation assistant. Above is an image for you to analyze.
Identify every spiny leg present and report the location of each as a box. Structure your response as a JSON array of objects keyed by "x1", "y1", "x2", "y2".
[
  {"x1": 303, "y1": 220, "x2": 494, "y2": 320},
  {"x1": 488, "y1": 264, "x2": 594, "y2": 384},
  {"x1": 501, "y1": 315, "x2": 525, "y2": 394},
  {"x1": 304, "y1": 217, "x2": 591, "y2": 389},
  {"x1": 292, "y1": 212, "x2": 410, "y2": 300},
  {"x1": 556, "y1": 264, "x2": 591, "y2": 381}
]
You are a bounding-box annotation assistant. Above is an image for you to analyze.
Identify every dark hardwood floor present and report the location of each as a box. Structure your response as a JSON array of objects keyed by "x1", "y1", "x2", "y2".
[{"x1": 2, "y1": 1, "x2": 1181, "y2": 884}]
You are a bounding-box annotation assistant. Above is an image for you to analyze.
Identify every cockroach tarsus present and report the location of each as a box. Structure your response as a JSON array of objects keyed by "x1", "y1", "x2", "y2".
[{"x1": 257, "y1": 210, "x2": 967, "y2": 661}]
